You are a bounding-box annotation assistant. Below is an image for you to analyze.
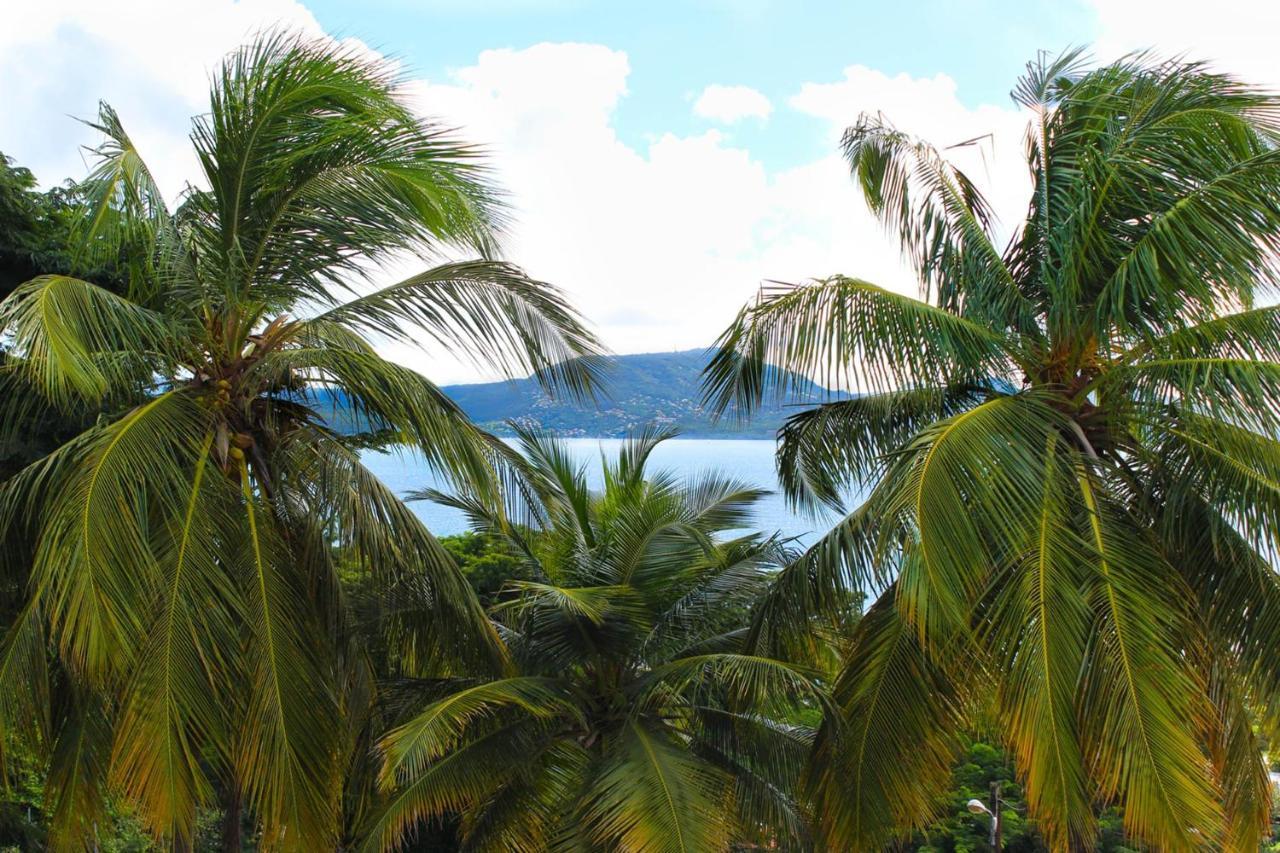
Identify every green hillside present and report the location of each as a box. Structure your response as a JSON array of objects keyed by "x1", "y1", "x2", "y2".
[{"x1": 444, "y1": 349, "x2": 837, "y2": 438}]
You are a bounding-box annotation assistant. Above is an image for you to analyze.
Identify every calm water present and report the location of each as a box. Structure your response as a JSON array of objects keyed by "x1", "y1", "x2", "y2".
[{"x1": 360, "y1": 438, "x2": 842, "y2": 545}]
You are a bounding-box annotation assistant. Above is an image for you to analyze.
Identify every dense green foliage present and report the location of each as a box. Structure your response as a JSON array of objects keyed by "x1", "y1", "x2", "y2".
[
  {"x1": 0, "y1": 32, "x2": 601, "y2": 850},
  {"x1": 6, "y1": 34, "x2": 1280, "y2": 853},
  {"x1": 0, "y1": 153, "x2": 129, "y2": 481},
  {"x1": 368, "y1": 427, "x2": 822, "y2": 851},
  {"x1": 437, "y1": 532, "x2": 529, "y2": 606},
  {"x1": 708, "y1": 51, "x2": 1280, "y2": 851}
]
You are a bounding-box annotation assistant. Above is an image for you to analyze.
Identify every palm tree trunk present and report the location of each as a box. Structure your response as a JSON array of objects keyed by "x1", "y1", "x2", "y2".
[{"x1": 221, "y1": 782, "x2": 242, "y2": 852}]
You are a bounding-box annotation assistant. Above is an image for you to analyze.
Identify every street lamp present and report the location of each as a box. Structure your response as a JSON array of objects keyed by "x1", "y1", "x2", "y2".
[{"x1": 967, "y1": 784, "x2": 1002, "y2": 851}]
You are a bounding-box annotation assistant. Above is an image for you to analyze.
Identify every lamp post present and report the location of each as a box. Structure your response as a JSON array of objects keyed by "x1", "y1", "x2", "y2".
[{"x1": 966, "y1": 782, "x2": 1002, "y2": 852}]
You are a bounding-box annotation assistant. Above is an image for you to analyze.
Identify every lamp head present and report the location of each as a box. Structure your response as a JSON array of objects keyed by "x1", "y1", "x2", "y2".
[{"x1": 967, "y1": 798, "x2": 992, "y2": 816}]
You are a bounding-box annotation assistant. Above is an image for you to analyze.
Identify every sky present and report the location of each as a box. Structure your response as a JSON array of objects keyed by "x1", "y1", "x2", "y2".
[{"x1": 3, "y1": 0, "x2": 1279, "y2": 383}]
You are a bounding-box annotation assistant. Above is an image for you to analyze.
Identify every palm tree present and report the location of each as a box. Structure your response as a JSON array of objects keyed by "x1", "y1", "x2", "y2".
[
  {"x1": 705, "y1": 51, "x2": 1280, "y2": 851},
  {"x1": 366, "y1": 426, "x2": 825, "y2": 851},
  {"x1": 0, "y1": 33, "x2": 602, "y2": 850}
]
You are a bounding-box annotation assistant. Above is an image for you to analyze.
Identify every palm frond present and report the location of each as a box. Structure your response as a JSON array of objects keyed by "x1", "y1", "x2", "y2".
[
  {"x1": 893, "y1": 394, "x2": 1068, "y2": 640},
  {"x1": 191, "y1": 31, "x2": 505, "y2": 304},
  {"x1": 259, "y1": 347, "x2": 498, "y2": 493},
  {"x1": 71, "y1": 101, "x2": 174, "y2": 294},
  {"x1": 584, "y1": 720, "x2": 732, "y2": 853},
  {"x1": 1075, "y1": 471, "x2": 1222, "y2": 849},
  {"x1": 304, "y1": 260, "x2": 605, "y2": 400},
  {"x1": 776, "y1": 383, "x2": 991, "y2": 511},
  {"x1": 27, "y1": 391, "x2": 212, "y2": 678},
  {"x1": 108, "y1": 433, "x2": 242, "y2": 846},
  {"x1": 703, "y1": 276, "x2": 1017, "y2": 417},
  {"x1": 361, "y1": 721, "x2": 536, "y2": 852},
  {"x1": 637, "y1": 654, "x2": 825, "y2": 718},
  {"x1": 45, "y1": 690, "x2": 113, "y2": 852},
  {"x1": 807, "y1": 585, "x2": 967, "y2": 851},
  {"x1": 0, "y1": 275, "x2": 174, "y2": 406},
  {"x1": 234, "y1": 458, "x2": 340, "y2": 849},
  {"x1": 0, "y1": 600, "x2": 51, "y2": 763},
  {"x1": 982, "y1": 442, "x2": 1094, "y2": 849},
  {"x1": 1115, "y1": 357, "x2": 1280, "y2": 433},
  {"x1": 378, "y1": 677, "x2": 577, "y2": 781},
  {"x1": 300, "y1": 437, "x2": 506, "y2": 672},
  {"x1": 842, "y1": 114, "x2": 1035, "y2": 331}
]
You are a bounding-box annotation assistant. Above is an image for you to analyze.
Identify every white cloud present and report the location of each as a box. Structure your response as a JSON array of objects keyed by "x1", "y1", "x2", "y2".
[
  {"x1": 789, "y1": 65, "x2": 1029, "y2": 243},
  {"x1": 0, "y1": 0, "x2": 333, "y2": 199},
  {"x1": 1089, "y1": 0, "x2": 1280, "y2": 89},
  {"x1": 692, "y1": 84, "x2": 773, "y2": 123},
  {"x1": 396, "y1": 50, "x2": 1034, "y2": 381},
  {"x1": 0, "y1": 5, "x2": 1035, "y2": 385}
]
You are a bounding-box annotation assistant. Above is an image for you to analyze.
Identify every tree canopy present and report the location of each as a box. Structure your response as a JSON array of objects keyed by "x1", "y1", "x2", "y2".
[
  {"x1": 370, "y1": 426, "x2": 823, "y2": 851},
  {"x1": 707, "y1": 50, "x2": 1280, "y2": 851},
  {"x1": 0, "y1": 32, "x2": 602, "y2": 850}
]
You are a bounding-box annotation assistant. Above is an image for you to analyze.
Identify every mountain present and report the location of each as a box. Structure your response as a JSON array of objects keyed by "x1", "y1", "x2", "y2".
[{"x1": 440, "y1": 349, "x2": 838, "y2": 438}]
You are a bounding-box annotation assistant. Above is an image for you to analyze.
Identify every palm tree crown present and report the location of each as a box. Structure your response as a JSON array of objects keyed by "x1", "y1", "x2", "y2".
[
  {"x1": 706, "y1": 51, "x2": 1280, "y2": 851},
  {"x1": 368, "y1": 426, "x2": 824, "y2": 852},
  {"x1": 0, "y1": 33, "x2": 601, "y2": 849}
]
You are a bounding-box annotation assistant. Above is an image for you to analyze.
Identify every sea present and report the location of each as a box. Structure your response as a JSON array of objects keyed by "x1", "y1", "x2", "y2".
[{"x1": 360, "y1": 437, "x2": 843, "y2": 546}]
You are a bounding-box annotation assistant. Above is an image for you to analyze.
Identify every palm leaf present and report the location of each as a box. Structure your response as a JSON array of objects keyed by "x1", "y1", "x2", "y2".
[
  {"x1": 234, "y1": 458, "x2": 340, "y2": 850},
  {"x1": 1075, "y1": 471, "x2": 1221, "y2": 848},
  {"x1": 584, "y1": 720, "x2": 732, "y2": 853},
  {"x1": 703, "y1": 276, "x2": 1017, "y2": 417},
  {"x1": 0, "y1": 275, "x2": 175, "y2": 405},
  {"x1": 305, "y1": 260, "x2": 604, "y2": 400},
  {"x1": 806, "y1": 584, "x2": 967, "y2": 851}
]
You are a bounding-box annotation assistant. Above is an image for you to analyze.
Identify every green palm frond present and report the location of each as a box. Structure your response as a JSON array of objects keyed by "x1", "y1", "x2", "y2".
[
  {"x1": 776, "y1": 383, "x2": 990, "y2": 511},
  {"x1": 362, "y1": 722, "x2": 542, "y2": 853},
  {"x1": 1206, "y1": 663, "x2": 1273, "y2": 853},
  {"x1": 108, "y1": 433, "x2": 240, "y2": 846},
  {"x1": 742, "y1": 493, "x2": 888, "y2": 663},
  {"x1": 45, "y1": 690, "x2": 113, "y2": 852},
  {"x1": 1156, "y1": 493, "x2": 1280, "y2": 701},
  {"x1": 191, "y1": 31, "x2": 504, "y2": 302},
  {"x1": 584, "y1": 720, "x2": 732, "y2": 853},
  {"x1": 0, "y1": 600, "x2": 51, "y2": 761},
  {"x1": 1075, "y1": 472, "x2": 1222, "y2": 848},
  {"x1": 28, "y1": 391, "x2": 212, "y2": 677},
  {"x1": 807, "y1": 585, "x2": 967, "y2": 851},
  {"x1": 457, "y1": 737, "x2": 589, "y2": 852},
  {"x1": 983, "y1": 443, "x2": 1093, "y2": 848},
  {"x1": 676, "y1": 471, "x2": 770, "y2": 531},
  {"x1": 305, "y1": 260, "x2": 605, "y2": 400},
  {"x1": 1150, "y1": 412, "x2": 1280, "y2": 553},
  {"x1": 71, "y1": 102, "x2": 174, "y2": 293},
  {"x1": 261, "y1": 346, "x2": 498, "y2": 490},
  {"x1": 703, "y1": 276, "x2": 1017, "y2": 417},
  {"x1": 691, "y1": 706, "x2": 815, "y2": 850},
  {"x1": 0, "y1": 275, "x2": 175, "y2": 405},
  {"x1": 893, "y1": 394, "x2": 1069, "y2": 640},
  {"x1": 641, "y1": 538, "x2": 776, "y2": 655},
  {"x1": 234, "y1": 458, "x2": 341, "y2": 850},
  {"x1": 303, "y1": 439, "x2": 505, "y2": 673},
  {"x1": 379, "y1": 678, "x2": 578, "y2": 779},
  {"x1": 1137, "y1": 303, "x2": 1280, "y2": 362},
  {"x1": 842, "y1": 115, "x2": 1035, "y2": 331},
  {"x1": 1116, "y1": 357, "x2": 1280, "y2": 433},
  {"x1": 637, "y1": 654, "x2": 825, "y2": 716},
  {"x1": 494, "y1": 581, "x2": 637, "y2": 627},
  {"x1": 1096, "y1": 147, "x2": 1280, "y2": 333}
]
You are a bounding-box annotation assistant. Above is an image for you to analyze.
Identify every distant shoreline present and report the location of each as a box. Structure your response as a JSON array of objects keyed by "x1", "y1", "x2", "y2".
[{"x1": 480, "y1": 429, "x2": 782, "y2": 440}]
